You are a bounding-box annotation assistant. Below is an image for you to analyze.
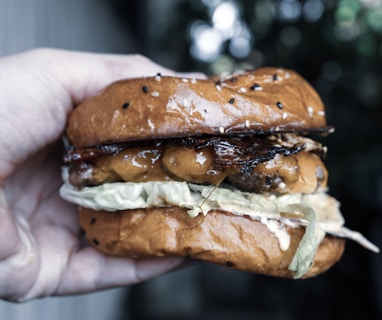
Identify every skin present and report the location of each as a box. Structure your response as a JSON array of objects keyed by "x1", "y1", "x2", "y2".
[{"x1": 0, "y1": 48, "x2": 198, "y2": 302}]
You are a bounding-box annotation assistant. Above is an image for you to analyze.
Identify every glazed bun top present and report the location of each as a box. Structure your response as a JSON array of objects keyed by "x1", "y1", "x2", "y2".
[{"x1": 66, "y1": 67, "x2": 328, "y2": 149}]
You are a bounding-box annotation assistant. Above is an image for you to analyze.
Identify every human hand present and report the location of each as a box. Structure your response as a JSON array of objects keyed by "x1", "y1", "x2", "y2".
[{"x1": 0, "y1": 48, "x2": 193, "y2": 302}]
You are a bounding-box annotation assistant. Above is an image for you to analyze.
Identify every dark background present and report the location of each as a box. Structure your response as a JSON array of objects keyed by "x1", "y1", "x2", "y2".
[
  {"x1": 0, "y1": 0, "x2": 380, "y2": 319},
  {"x1": 109, "y1": 1, "x2": 382, "y2": 319}
]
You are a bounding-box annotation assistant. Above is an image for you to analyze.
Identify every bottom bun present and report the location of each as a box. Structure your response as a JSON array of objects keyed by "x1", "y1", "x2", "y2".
[{"x1": 78, "y1": 207, "x2": 345, "y2": 278}]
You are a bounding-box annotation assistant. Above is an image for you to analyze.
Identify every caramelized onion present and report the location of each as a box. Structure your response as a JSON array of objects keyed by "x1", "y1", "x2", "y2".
[{"x1": 65, "y1": 133, "x2": 326, "y2": 192}]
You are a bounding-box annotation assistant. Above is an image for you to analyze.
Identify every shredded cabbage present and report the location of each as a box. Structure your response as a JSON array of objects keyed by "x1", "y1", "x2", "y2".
[
  {"x1": 60, "y1": 175, "x2": 379, "y2": 278},
  {"x1": 284, "y1": 204, "x2": 325, "y2": 278}
]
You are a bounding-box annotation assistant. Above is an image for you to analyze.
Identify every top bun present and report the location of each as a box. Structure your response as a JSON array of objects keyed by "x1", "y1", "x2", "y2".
[{"x1": 66, "y1": 67, "x2": 327, "y2": 149}]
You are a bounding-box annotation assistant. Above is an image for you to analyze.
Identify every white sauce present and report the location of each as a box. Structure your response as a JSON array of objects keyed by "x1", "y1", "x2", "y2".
[
  {"x1": 260, "y1": 217, "x2": 290, "y2": 251},
  {"x1": 59, "y1": 172, "x2": 378, "y2": 253}
]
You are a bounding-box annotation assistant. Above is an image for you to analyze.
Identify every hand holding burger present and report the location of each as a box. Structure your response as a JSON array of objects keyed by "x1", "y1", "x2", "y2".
[{"x1": 0, "y1": 48, "x2": 191, "y2": 302}]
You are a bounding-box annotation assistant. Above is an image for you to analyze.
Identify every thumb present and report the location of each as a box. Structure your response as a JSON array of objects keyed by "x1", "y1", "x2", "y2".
[
  {"x1": 48, "y1": 49, "x2": 184, "y2": 105},
  {"x1": 0, "y1": 48, "x2": 191, "y2": 175}
]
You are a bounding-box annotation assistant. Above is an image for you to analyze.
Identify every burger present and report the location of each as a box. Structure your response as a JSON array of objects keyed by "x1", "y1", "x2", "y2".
[{"x1": 60, "y1": 67, "x2": 378, "y2": 279}]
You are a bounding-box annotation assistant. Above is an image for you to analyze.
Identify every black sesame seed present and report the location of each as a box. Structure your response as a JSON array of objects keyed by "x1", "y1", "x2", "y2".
[
  {"x1": 142, "y1": 85, "x2": 149, "y2": 93},
  {"x1": 156, "y1": 72, "x2": 162, "y2": 77},
  {"x1": 226, "y1": 261, "x2": 234, "y2": 268},
  {"x1": 80, "y1": 228, "x2": 86, "y2": 236},
  {"x1": 90, "y1": 217, "x2": 96, "y2": 225},
  {"x1": 92, "y1": 238, "x2": 100, "y2": 246},
  {"x1": 276, "y1": 101, "x2": 283, "y2": 109},
  {"x1": 273, "y1": 74, "x2": 278, "y2": 81},
  {"x1": 122, "y1": 102, "x2": 130, "y2": 109},
  {"x1": 250, "y1": 83, "x2": 261, "y2": 90},
  {"x1": 230, "y1": 77, "x2": 237, "y2": 83},
  {"x1": 229, "y1": 98, "x2": 235, "y2": 104},
  {"x1": 204, "y1": 109, "x2": 208, "y2": 113}
]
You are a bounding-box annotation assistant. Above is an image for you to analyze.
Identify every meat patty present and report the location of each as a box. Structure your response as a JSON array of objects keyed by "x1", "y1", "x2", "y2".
[{"x1": 66, "y1": 134, "x2": 327, "y2": 194}]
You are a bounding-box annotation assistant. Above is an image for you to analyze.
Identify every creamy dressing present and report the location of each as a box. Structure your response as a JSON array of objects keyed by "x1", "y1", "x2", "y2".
[
  {"x1": 60, "y1": 173, "x2": 378, "y2": 252},
  {"x1": 60, "y1": 169, "x2": 379, "y2": 277},
  {"x1": 260, "y1": 217, "x2": 291, "y2": 251}
]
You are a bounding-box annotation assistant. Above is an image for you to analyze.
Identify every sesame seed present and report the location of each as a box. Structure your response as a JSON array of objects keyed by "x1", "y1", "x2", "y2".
[
  {"x1": 216, "y1": 85, "x2": 222, "y2": 91},
  {"x1": 230, "y1": 77, "x2": 237, "y2": 83},
  {"x1": 122, "y1": 102, "x2": 130, "y2": 109},
  {"x1": 239, "y1": 87, "x2": 247, "y2": 93},
  {"x1": 282, "y1": 112, "x2": 288, "y2": 119},
  {"x1": 273, "y1": 74, "x2": 278, "y2": 81},
  {"x1": 250, "y1": 83, "x2": 263, "y2": 91},
  {"x1": 148, "y1": 119, "x2": 155, "y2": 130},
  {"x1": 278, "y1": 182, "x2": 286, "y2": 189},
  {"x1": 317, "y1": 110, "x2": 325, "y2": 116},
  {"x1": 226, "y1": 261, "x2": 234, "y2": 267},
  {"x1": 155, "y1": 75, "x2": 161, "y2": 81},
  {"x1": 219, "y1": 126, "x2": 225, "y2": 133},
  {"x1": 142, "y1": 85, "x2": 148, "y2": 93},
  {"x1": 182, "y1": 78, "x2": 189, "y2": 83},
  {"x1": 191, "y1": 78, "x2": 197, "y2": 84},
  {"x1": 285, "y1": 72, "x2": 291, "y2": 79},
  {"x1": 229, "y1": 97, "x2": 235, "y2": 104},
  {"x1": 307, "y1": 106, "x2": 314, "y2": 118},
  {"x1": 92, "y1": 238, "x2": 100, "y2": 246},
  {"x1": 276, "y1": 101, "x2": 283, "y2": 109},
  {"x1": 245, "y1": 120, "x2": 250, "y2": 128},
  {"x1": 90, "y1": 217, "x2": 96, "y2": 225},
  {"x1": 151, "y1": 91, "x2": 159, "y2": 97}
]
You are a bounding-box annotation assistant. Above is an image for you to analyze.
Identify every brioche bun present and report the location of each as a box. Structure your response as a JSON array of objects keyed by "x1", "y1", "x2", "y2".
[
  {"x1": 66, "y1": 68, "x2": 328, "y2": 149},
  {"x1": 79, "y1": 207, "x2": 345, "y2": 278}
]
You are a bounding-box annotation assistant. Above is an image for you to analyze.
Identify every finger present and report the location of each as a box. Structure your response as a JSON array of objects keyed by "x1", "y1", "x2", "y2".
[
  {"x1": 56, "y1": 247, "x2": 184, "y2": 295},
  {"x1": 51, "y1": 50, "x2": 206, "y2": 104},
  {"x1": 11, "y1": 48, "x2": 206, "y2": 105},
  {"x1": 51, "y1": 50, "x2": 179, "y2": 105}
]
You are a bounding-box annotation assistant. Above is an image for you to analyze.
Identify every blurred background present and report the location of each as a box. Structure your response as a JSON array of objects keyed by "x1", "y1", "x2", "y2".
[{"x1": 1, "y1": 0, "x2": 381, "y2": 319}]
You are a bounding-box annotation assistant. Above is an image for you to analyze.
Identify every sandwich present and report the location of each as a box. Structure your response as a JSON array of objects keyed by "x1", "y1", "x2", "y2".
[{"x1": 60, "y1": 67, "x2": 378, "y2": 279}]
